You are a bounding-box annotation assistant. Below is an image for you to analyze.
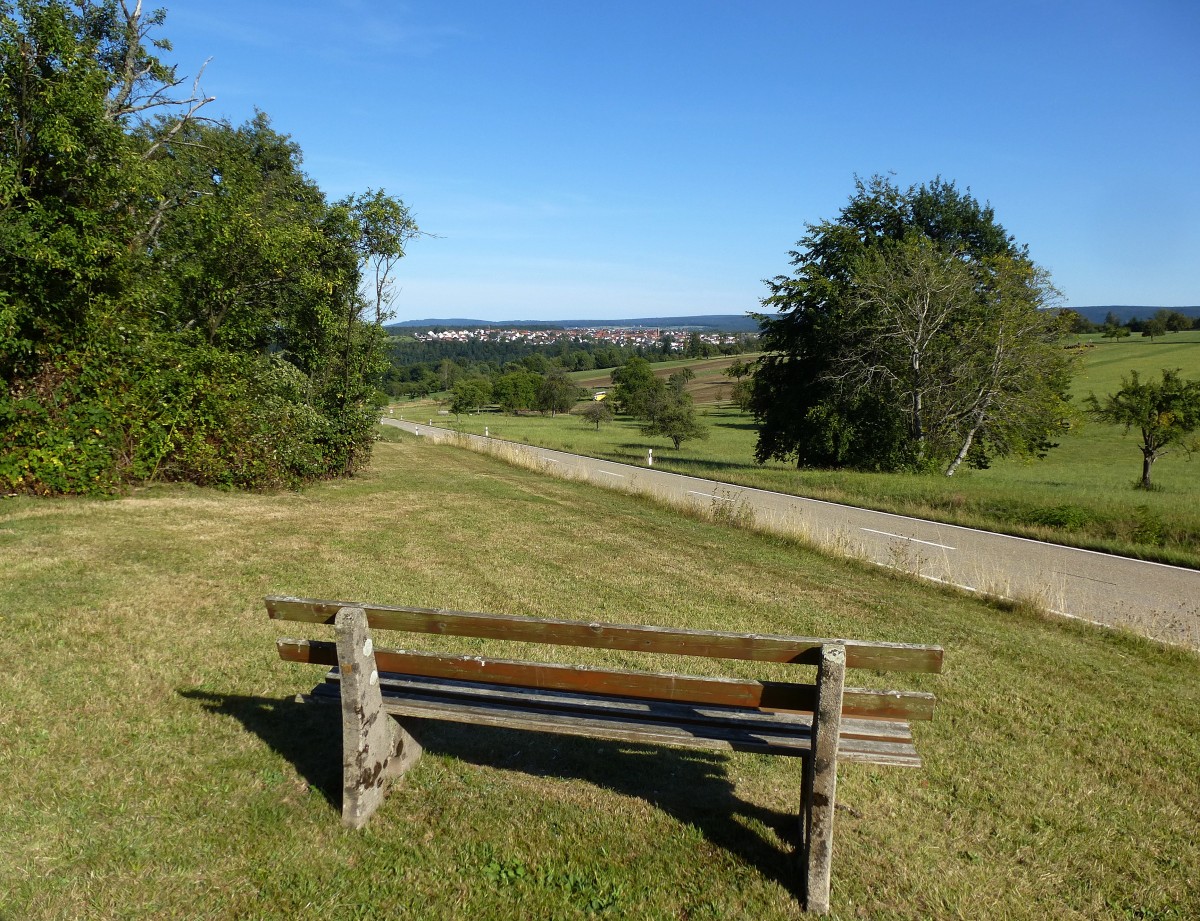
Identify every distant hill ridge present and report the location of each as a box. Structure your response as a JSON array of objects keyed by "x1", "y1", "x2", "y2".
[
  {"x1": 1072, "y1": 305, "x2": 1200, "y2": 324},
  {"x1": 386, "y1": 314, "x2": 761, "y2": 333}
]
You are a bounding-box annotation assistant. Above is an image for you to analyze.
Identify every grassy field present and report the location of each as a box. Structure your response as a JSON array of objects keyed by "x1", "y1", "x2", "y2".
[
  {"x1": 406, "y1": 333, "x2": 1200, "y2": 567},
  {"x1": 2, "y1": 436, "x2": 1197, "y2": 919},
  {"x1": 569, "y1": 354, "x2": 754, "y2": 405}
]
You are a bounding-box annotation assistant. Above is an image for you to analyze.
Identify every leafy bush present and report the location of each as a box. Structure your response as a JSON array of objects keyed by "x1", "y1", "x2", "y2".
[{"x1": 0, "y1": 332, "x2": 371, "y2": 495}]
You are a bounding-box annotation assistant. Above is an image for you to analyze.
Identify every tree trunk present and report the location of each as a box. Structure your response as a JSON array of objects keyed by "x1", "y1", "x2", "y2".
[
  {"x1": 945, "y1": 425, "x2": 977, "y2": 477},
  {"x1": 1141, "y1": 451, "x2": 1154, "y2": 489}
]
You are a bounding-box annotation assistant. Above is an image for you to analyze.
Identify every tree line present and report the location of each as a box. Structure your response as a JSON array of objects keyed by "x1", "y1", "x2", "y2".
[
  {"x1": 1069, "y1": 309, "x2": 1200, "y2": 340},
  {"x1": 1, "y1": 1, "x2": 415, "y2": 494},
  {"x1": 382, "y1": 332, "x2": 757, "y2": 399}
]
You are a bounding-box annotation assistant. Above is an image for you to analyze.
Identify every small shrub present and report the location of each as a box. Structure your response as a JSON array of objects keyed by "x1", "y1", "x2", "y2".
[
  {"x1": 1131, "y1": 506, "x2": 1166, "y2": 546},
  {"x1": 1022, "y1": 505, "x2": 1094, "y2": 530}
]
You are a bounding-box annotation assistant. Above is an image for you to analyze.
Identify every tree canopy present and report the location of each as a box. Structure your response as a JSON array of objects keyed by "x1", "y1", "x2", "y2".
[
  {"x1": 1, "y1": 1, "x2": 417, "y2": 493},
  {"x1": 751, "y1": 175, "x2": 1076, "y2": 475},
  {"x1": 1086, "y1": 368, "x2": 1200, "y2": 489},
  {"x1": 610, "y1": 357, "x2": 665, "y2": 418}
]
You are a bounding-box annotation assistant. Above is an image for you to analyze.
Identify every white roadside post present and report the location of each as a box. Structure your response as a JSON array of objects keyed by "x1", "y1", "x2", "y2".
[{"x1": 648, "y1": 448, "x2": 653, "y2": 467}]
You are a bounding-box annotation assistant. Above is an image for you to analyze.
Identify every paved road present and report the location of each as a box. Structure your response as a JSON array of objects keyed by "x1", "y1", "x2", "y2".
[{"x1": 383, "y1": 418, "x2": 1200, "y2": 649}]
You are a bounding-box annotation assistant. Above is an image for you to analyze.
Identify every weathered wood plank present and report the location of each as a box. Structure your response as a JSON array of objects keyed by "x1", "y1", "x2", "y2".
[
  {"x1": 303, "y1": 681, "x2": 922, "y2": 766},
  {"x1": 333, "y1": 607, "x2": 422, "y2": 829},
  {"x1": 267, "y1": 596, "x2": 943, "y2": 673},
  {"x1": 278, "y1": 639, "x2": 936, "y2": 721},
  {"x1": 321, "y1": 671, "x2": 919, "y2": 750},
  {"x1": 803, "y1": 644, "x2": 847, "y2": 915}
]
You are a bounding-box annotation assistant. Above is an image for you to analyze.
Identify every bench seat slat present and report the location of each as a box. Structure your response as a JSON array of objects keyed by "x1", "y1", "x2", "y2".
[
  {"x1": 303, "y1": 682, "x2": 922, "y2": 767},
  {"x1": 329, "y1": 671, "x2": 918, "y2": 746},
  {"x1": 267, "y1": 596, "x2": 943, "y2": 674},
  {"x1": 278, "y1": 638, "x2": 937, "y2": 721}
]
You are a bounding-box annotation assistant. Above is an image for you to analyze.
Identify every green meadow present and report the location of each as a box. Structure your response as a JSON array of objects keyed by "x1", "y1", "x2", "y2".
[
  {"x1": 414, "y1": 333, "x2": 1200, "y2": 567},
  {"x1": 2, "y1": 436, "x2": 1197, "y2": 920}
]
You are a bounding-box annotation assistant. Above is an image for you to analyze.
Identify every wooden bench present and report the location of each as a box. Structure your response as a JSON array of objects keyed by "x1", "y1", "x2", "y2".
[{"x1": 267, "y1": 595, "x2": 942, "y2": 914}]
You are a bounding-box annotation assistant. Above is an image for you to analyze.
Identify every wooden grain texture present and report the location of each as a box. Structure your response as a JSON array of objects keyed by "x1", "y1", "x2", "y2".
[
  {"x1": 277, "y1": 638, "x2": 936, "y2": 721},
  {"x1": 303, "y1": 681, "x2": 921, "y2": 767},
  {"x1": 803, "y1": 644, "x2": 847, "y2": 915},
  {"x1": 313, "y1": 671, "x2": 921, "y2": 763},
  {"x1": 334, "y1": 608, "x2": 400, "y2": 828},
  {"x1": 266, "y1": 595, "x2": 943, "y2": 673}
]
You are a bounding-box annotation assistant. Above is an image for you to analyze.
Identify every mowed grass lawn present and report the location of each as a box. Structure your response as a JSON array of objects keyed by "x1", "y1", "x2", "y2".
[
  {"x1": 418, "y1": 333, "x2": 1200, "y2": 567},
  {"x1": 2, "y1": 437, "x2": 1197, "y2": 919}
]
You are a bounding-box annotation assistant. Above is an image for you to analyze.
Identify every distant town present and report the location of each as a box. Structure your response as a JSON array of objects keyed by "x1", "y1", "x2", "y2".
[{"x1": 409, "y1": 325, "x2": 747, "y2": 352}]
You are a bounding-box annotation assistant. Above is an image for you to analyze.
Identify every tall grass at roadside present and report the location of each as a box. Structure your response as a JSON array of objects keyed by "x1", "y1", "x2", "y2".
[{"x1": 1, "y1": 437, "x2": 1198, "y2": 919}]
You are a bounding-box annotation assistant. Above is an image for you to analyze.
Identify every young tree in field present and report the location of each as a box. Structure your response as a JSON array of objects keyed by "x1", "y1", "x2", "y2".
[
  {"x1": 1142, "y1": 315, "x2": 1168, "y2": 340},
  {"x1": 751, "y1": 175, "x2": 1076, "y2": 474},
  {"x1": 668, "y1": 367, "x2": 695, "y2": 393},
  {"x1": 730, "y1": 378, "x2": 754, "y2": 411},
  {"x1": 724, "y1": 358, "x2": 755, "y2": 409},
  {"x1": 640, "y1": 389, "x2": 707, "y2": 449},
  {"x1": 579, "y1": 399, "x2": 613, "y2": 430},
  {"x1": 723, "y1": 359, "x2": 754, "y2": 383},
  {"x1": 1085, "y1": 369, "x2": 1200, "y2": 489}
]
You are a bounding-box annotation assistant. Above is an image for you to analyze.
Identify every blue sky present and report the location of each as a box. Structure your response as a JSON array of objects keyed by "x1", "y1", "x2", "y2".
[{"x1": 160, "y1": 1, "x2": 1199, "y2": 321}]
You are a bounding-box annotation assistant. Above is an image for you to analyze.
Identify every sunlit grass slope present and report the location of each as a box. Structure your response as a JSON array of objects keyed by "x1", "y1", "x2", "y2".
[{"x1": 1, "y1": 438, "x2": 1197, "y2": 919}]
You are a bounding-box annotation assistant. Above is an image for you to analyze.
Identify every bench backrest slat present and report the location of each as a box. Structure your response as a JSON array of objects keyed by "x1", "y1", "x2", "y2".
[
  {"x1": 278, "y1": 639, "x2": 937, "y2": 721},
  {"x1": 267, "y1": 596, "x2": 943, "y2": 674}
]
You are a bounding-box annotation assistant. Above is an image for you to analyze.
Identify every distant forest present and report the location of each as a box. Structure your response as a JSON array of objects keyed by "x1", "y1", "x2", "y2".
[{"x1": 1064, "y1": 307, "x2": 1200, "y2": 338}]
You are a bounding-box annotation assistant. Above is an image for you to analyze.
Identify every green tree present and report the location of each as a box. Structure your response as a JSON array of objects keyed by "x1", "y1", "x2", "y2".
[
  {"x1": 611, "y1": 357, "x2": 664, "y2": 418},
  {"x1": 1, "y1": 0, "x2": 138, "y2": 374},
  {"x1": 144, "y1": 115, "x2": 336, "y2": 349},
  {"x1": 450, "y1": 376, "x2": 492, "y2": 416},
  {"x1": 752, "y1": 175, "x2": 1075, "y2": 474},
  {"x1": 1060, "y1": 309, "x2": 1093, "y2": 334},
  {"x1": 1085, "y1": 369, "x2": 1200, "y2": 489},
  {"x1": 535, "y1": 368, "x2": 580, "y2": 415},
  {"x1": 668, "y1": 367, "x2": 695, "y2": 393},
  {"x1": 723, "y1": 359, "x2": 754, "y2": 383},
  {"x1": 1142, "y1": 315, "x2": 1168, "y2": 340},
  {"x1": 724, "y1": 358, "x2": 755, "y2": 408},
  {"x1": 640, "y1": 389, "x2": 708, "y2": 449},
  {"x1": 0, "y1": 2, "x2": 406, "y2": 493},
  {"x1": 579, "y1": 399, "x2": 613, "y2": 430},
  {"x1": 684, "y1": 332, "x2": 715, "y2": 358},
  {"x1": 342, "y1": 188, "x2": 421, "y2": 326},
  {"x1": 493, "y1": 370, "x2": 541, "y2": 414},
  {"x1": 730, "y1": 378, "x2": 754, "y2": 411}
]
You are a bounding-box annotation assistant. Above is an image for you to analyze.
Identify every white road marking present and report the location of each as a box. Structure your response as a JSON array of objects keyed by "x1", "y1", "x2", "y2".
[
  {"x1": 860, "y1": 528, "x2": 955, "y2": 551},
  {"x1": 688, "y1": 491, "x2": 735, "y2": 502},
  {"x1": 597, "y1": 470, "x2": 625, "y2": 478}
]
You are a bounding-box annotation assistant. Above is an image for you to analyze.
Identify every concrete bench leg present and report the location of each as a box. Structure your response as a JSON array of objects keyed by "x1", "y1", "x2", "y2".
[
  {"x1": 335, "y1": 606, "x2": 423, "y2": 829},
  {"x1": 801, "y1": 644, "x2": 846, "y2": 914}
]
